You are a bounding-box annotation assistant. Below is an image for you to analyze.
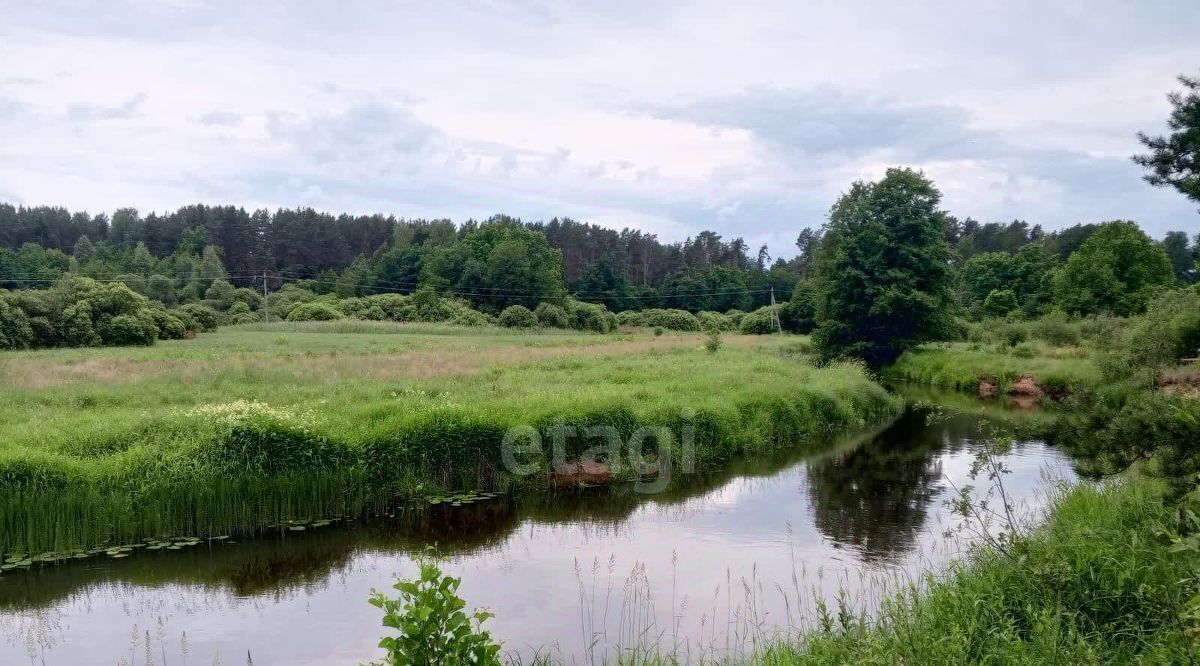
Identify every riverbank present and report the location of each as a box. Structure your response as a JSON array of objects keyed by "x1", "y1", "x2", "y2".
[
  {"x1": 885, "y1": 342, "x2": 1101, "y2": 397},
  {"x1": 0, "y1": 323, "x2": 901, "y2": 559},
  {"x1": 0, "y1": 399, "x2": 1077, "y2": 664},
  {"x1": 749, "y1": 475, "x2": 1196, "y2": 664}
]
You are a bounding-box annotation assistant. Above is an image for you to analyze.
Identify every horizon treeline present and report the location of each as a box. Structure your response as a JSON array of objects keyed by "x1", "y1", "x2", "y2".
[{"x1": 0, "y1": 201, "x2": 1196, "y2": 314}]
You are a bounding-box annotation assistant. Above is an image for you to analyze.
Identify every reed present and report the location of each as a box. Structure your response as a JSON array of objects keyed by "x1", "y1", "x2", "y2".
[{"x1": 0, "y1": 327, "x2": 900, "y2": 557}]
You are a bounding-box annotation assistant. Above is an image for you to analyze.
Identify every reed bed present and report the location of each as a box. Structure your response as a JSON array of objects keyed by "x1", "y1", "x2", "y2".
[{"x1": 0, "y1": 327, "x2": 900, "y2": 557}]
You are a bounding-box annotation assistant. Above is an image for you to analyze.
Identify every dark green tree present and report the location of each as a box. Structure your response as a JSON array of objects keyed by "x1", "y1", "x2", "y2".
[
  {"x1": 1052, "y1": 221, "x2": 1174, "y2": 316},
  {"x1": 961, "y1": 252, "x2": 1017, "y2": 307},
  {"x1": 779, "y1": 280, "x2": 818, "y2": 333},
  {"x1": 372, "y1": 245, "x2": 424, "y2": 292},
  {"x1": 982, "y1": 289, "x2": 1019, "y2": 317},
  {"x1": 575, "y1": 259, "x2": 631, "y2": 312},
  {"x1": 72, "y1": 235, "x2": 96, "y2": 264},
  {"x1": 422, "y1": 220, "x2": 564, "y2": 311},
  {"x1": 812, "y1": 168, "x2": 956, "y2": 366},
  {"x1": 1134, "y1": 73, "x2": 1200, "y2": 206},
  {"x1": 1162, "y1": 230, "x2": 1197, "y2": 282}
]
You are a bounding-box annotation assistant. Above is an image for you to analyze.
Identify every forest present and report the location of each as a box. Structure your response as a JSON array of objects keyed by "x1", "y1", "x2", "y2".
[{"x1": 0, "y1": 194, "x2": 1196, "y2": 354}]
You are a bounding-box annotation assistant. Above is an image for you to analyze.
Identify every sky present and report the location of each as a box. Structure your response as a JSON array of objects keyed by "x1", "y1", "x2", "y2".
[{"x1": 1, "y1": 1, "x2": 1198, "y2": 257}]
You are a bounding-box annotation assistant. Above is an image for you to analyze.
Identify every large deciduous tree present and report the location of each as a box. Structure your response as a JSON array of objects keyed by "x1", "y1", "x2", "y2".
[
  {"x1": 1134, "y1": 73, "x2": 1200, "y2": 207},
  {"x1": 812, "y1": 168, "x2": 956, "y2": 366},
  {"x1": 422, "y1": 219, "x2": 564, "y2": 311},
  {"x1": 1052, "y1": 221, "x2": 1174, "y2": 316}
]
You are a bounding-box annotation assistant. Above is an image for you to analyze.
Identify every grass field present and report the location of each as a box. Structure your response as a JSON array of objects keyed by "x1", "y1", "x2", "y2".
[
  {"x1": 886, "y1": 342, "x2": 1102, "y2": 394},
  {"x1": 0, "y1": 322, "x2": 900, "y2": 557}
]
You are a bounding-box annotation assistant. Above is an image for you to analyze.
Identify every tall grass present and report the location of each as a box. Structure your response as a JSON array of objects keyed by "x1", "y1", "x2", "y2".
[
  {"x1": 886, "y1": 342, "x2": 1101, "y2": 394},
  {"x1": 751, "y1": 478, "x2": 1196, "y2": 664},
  {"x1": 0, "y1": 330, "x2": 900, "y2": 557}
]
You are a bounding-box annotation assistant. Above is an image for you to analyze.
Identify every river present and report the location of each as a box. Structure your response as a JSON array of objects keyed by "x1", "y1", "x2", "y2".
[{"x1": 0, "y1": 398, "x2": 1075, "y2": 664}]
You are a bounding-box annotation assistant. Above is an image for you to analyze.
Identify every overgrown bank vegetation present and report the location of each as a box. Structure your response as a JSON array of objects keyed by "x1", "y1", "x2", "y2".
[
  {"x1": 750, "y1": 479, "x2": 1200, "y2": 664},
  {"x1": 0, "y1": 328, "x2": 899, "y2": 558}
]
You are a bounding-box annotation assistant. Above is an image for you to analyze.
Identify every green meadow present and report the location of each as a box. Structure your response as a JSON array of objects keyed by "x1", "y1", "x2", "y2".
[{"x1": 0, "y1": 322, "x2": 900, "y2": 557}]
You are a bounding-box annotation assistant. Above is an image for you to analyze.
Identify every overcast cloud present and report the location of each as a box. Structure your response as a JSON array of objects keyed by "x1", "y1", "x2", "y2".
[{"x1": 1, "y1": 0, "x2": 1197, "y2": 256}]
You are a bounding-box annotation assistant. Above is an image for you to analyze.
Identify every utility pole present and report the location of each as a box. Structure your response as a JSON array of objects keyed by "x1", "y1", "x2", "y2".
[
  {"x1": 769, "y1": 286, "x2": 783, "y2": 334},
  {"x1": 262, "y1": 271, "x2": 270, "y2": 323}
]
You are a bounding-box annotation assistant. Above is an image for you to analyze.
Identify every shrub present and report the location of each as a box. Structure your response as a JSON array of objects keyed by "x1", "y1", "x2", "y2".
[
  {"x1": 1030, "y1": 310, "x2": 1082, "y2": 346},
  {"x1": 982, "y1": 289, "x2": 1019, "y2": 317},
  {"x1": 449, "y1": 302, "x2": 493, "y2": 327},
  {"x1": 60, "y1": 302, "x2": 100, "y2": 346},
  {"x1": 497, "y1": 305, "x2": 538, "y2": 328},
  {"x1": 146, "y1": 274, "x2": 176, "y2": 305},
  {"x1": 26, "y1": 316, "x2": 55, "y2": 346},
  {"x1": 1079, "y1": 315, "x2": 1123, "y2": 346},
  {"x1": 535, "y1": 303, "x2": 570, "y2": 328},
  {"x1": 147, "y1": 308, "x2": 187, "y2": 340},
  {"x1": 697, "y1": 311, "x2": 734, "y2": 332},
  {"x1": 0, "y1": 299, "x2": 33, "y2": 349},
  {"x1": 565, "y1": 300, "x2": 612, "y2": 333},
  {"x1": 1011, "y1": 342, "x2": 1037, "y2": 358},
  {"x1": 615, "y1": 310, "x2": 644, "y2": 327},
  {"x1": 232, "y1": 287, "x2": 263, "y2": 310},
  {"x1": 704, "y1": 329, "x2": 723, "y2": 353},
  {"x1": 97, "y1": 312, "x2": 158, "y2": 346},
  {"x1": 267, "y1": 284, "x2": 318, "y2": 315},
  {"x1": 603, "y1": 310, "x2": 618, "y2": 332},
  {"x1": 725, "y1": 309, "x2": 747, "y2": 326},
  {"x1": 362, "y1": 294, "x2": 417, "y2": 322},
  {"x1": 228, "y1": 301, "x2": 252, "y2": 317},
  {"x1": 175, "y1": 303, "x2": 220, "y2": 332},
  {"x1": 287, "y1": 302, "x2": 344, "y2": 322},
  {"x1": 1106, "y1": 286, "x2": 1200, "y2": 378},
  {"x1": 369, "y1": 560, "x2": 502, "y2": 666},
  {"x1": 739, "y1": 307, "x2": 776, "y2": 334},
  {"x1": 640, "y1": 308, "x2": 701, "y2": 331},
  {"x1": 115, "y1": 273, "x2": 147, "y2": 295},
  {"x1": 204, "y1": 279, "x2": 238, "y2": 310}
]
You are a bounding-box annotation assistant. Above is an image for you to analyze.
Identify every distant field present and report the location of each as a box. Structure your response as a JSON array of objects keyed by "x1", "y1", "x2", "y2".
[
  {"x1": 0, "y1": 321, "x2": 721, "y2": 389},
  {"x1": 0, "y1": 323, "x2": 899, "y2": 556}
]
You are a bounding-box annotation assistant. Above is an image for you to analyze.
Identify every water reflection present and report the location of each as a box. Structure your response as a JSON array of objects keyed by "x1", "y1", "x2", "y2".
[
  {"x1": 806, "y1": 409, "x2": 954, "y2": 562},
  {"x1": 0, "y1": 401, "x2": 1073, "y2": 665}
]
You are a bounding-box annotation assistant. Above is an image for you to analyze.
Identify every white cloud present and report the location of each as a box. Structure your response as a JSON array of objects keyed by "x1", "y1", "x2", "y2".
[{"x1": 0, "y1": 0, "x2": 1197, "y2": 252}]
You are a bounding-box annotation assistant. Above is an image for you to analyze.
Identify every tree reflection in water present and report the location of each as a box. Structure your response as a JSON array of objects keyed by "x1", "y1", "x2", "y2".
[{"x1": 805, "y1": 409, "x2": 985, "y2": 562}]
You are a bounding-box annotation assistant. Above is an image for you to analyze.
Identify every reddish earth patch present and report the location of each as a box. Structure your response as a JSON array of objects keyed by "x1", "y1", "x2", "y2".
[
  {"x1": 1008, "y1": 374, "x2": 1043, "y2": 398},
  {"x1": 978, "y1": 376, "x2": 998, "y2": 399},
  {"x1": 551, "y1": 459, "x2": 612, "y2": 485}
]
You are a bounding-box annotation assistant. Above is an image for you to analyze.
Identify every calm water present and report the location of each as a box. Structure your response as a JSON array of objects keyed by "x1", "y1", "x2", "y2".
[{"x1": 0, "y1": 403, "x2": 1074, "y2": 664}]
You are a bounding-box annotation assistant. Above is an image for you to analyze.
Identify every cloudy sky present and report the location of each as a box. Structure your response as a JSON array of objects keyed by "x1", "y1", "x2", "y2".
[{"x1": 1, "y1": 1, "x2": 1197, "y2": 256}]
